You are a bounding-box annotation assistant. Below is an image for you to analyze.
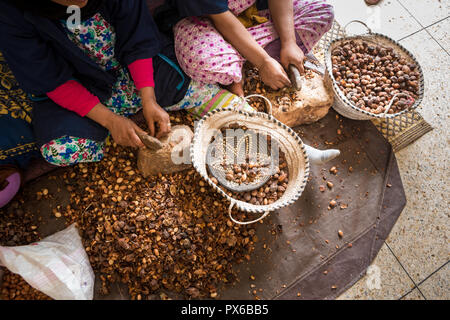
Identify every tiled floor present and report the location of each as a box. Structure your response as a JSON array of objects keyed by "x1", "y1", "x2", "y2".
[{"x1": 329, "y1": 0, "x2": 450, "y2": 300}]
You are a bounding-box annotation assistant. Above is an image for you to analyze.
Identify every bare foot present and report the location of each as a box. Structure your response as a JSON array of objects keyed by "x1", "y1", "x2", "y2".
[{"x1": 225, "y1": 81, "x2": 244, "y2": 97}]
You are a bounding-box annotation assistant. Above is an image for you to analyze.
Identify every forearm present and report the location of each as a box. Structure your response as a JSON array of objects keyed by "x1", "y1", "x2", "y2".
[
  {"x1": 86, "y1": 103, "x2": 117, "y2": 130},
  {"x1": 47, "y1": 80, "x2": 100, "y2": 117},
  {"x1": 209, "y1": 11, "x2": 270, "y2": 68},
  {"x1": 86, "y1": 102, "x2": 146, "y2": 148},
  {"x1": 139, "y1": 86, "x2": 157, "y2": 107},
  {"x1": 269, "y1": 0, "x2": 296, "y2": 46}
]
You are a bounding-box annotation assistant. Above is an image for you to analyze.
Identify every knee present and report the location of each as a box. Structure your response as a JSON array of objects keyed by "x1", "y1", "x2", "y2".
[
  {"x1": 40, "y1": 142, "x2": 72, "y2": 167},
  {"x1": 294, "y1": 0, "x2": 335, "y2": 21},
  {"x1": 321, "y1": 2, "x2": 335, "y2": 25},
  {"x1": 40, "y1": 137, "x2": 105, "y2": 167}
]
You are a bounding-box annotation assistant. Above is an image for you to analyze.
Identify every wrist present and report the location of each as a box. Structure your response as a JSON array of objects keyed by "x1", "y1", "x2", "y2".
[
  {"x1": 281, "y1": 38, "x2": 297, "y2": 49},
  {"x1": 104, "y1": 113, "x2": 117, "y2": 131},
  {"x1": 142, "y1": 100, "x2": 160, "y2": 112},
  {"x1": 86, "y1": 102, "x2": 114, "y2": 129},
  {"x1": 256, "y1": 55, "x2": 273, "y2": 69},
  {"x1": 140, "y1": 87, "x2": 158, "y2": 108}
]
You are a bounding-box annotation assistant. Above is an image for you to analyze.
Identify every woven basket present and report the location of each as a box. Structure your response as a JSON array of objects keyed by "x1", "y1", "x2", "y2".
[
  {"x1": 325, "y1": 21, "x2": 425, "y2": 120},
  {"x1": 190, "y1": 107, "x2": 310, "y2": 225}
]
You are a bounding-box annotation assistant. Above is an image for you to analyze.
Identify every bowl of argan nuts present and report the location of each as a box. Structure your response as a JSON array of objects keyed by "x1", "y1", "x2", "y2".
[
  {"x1": 325, "y1": 20, "x2": 424, "y2": 120},
  {"x1": 190, "y1": 107, "x2": 311, "y2": 225}
]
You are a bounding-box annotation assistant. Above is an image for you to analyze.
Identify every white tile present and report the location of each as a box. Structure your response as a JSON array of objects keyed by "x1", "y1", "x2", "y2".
[
  {"x1": 427, "y1": 17, "x2": 450, "y2": 53},
  {"x1": 327, "y1": 0, "x2": 422, "y2": 40},
  {"x1": 398, "y1": 0, "x2": 450, "y2": 27},
  {"x1": 419, "y1": 263, "x2": 450, "y2": 300},
  {"x1": 401, "y1": 288, "x2": 425, "y2": 300},
  {"x1": 337, "y1": 244, "x2": 415, "y2": 300},
  {"x1": 386, "y1": 30, "x2": 450, "y2": 284}
]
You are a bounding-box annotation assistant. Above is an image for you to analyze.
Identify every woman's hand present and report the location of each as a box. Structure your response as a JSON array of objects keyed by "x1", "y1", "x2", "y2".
[
  {"x1": 209, "y1": 11, "x2": 291, "y2": 91},
  {"x1": 142, "y1": 102, "x2": 171, "y2": 139},
  {"x1": 280, "y1": 41, "x2": 306, "y2": 74},
  {"x1": 139, "y1": 87, "x2": 171, "y2": 139},
  {"x1": 87, "y1": 103, "x2": 145, "y2": 148},
  {"x1": 258, "y1": 57, "x2": 291, "y2": 90},
  {"x1": 106, "y1": 113, "x2": 146, "y2": 148}
]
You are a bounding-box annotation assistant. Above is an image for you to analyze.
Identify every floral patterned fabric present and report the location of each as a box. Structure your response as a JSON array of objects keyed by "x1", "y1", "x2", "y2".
[
  {"x1": 41, "y1": 136, "x2": 105, "y2": 166},
  {"x1": 165, "y1": 80, "x2": 221, "y2": 112},
  {"x1": 62, "y1": 13, "x2": 142, "y2": 117},
  {"x1": 169, "y1": 80, "x2": 254, "y2": 119},
  {"x1": 41, "y1": 13, "x2": 252, "y2": 166},
  {"x1": 41, "y1": 79, "x2": 253, "y2": 166},
  {"x1": 42, "y1": 13, "x2": 137, "y2": 166}
]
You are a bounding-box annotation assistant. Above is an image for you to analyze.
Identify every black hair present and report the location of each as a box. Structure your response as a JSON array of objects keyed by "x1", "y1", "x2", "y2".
[{"x1": 8, "y1": 0, "x2": 104, "y2": 20}]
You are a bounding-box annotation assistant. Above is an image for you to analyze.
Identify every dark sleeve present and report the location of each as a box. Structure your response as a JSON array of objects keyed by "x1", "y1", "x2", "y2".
[
  {"x1": 109, "y1": 0, "x2": 162, "y2": 66},
  {"x1": 168, "y1": 0, "x2": 229, "y2": 17},
  {"x1": 256, "y1": 0, "x2": 269, "y2": 11},
  {"x1": 0, "y1": 2, "x2": 74, "y2": 94}
]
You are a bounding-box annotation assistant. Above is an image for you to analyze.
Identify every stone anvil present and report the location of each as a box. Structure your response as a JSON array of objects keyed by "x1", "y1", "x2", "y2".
[
  {"x1": 137, "y1": 125, "x2": 193, "y2": 177},
  {"x1": 267, "y1": 70, "x2": 335, "y2": 127}
]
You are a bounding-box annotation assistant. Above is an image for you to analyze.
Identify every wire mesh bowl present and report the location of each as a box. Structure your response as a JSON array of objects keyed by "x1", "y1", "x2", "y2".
[
  {"x1": 190, "y1": 105, "x2": 311, "y2": 225},
  {"x1": 325, "y1": 20, "x2": 425, "y2": 120},
  {"x1": 205, "y1": 127, "x2": 279, "y2": 193}
]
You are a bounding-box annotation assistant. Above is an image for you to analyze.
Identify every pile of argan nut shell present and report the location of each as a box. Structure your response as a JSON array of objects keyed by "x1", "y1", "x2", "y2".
[
  {"x1": 331, "y1": 40, "x2": 420, "y2": 114},
  {"x1": 0, "y1": 201, "x2": 51, "y2": 300},
  {"x1": 60, "y1": 135, "x2": 257, "y2": 300},
  {"x1": 1, "y1": 269, "x2": 51, "y2": 300},
  {"x1": 0, "y1": 112, "x2": 257, "y2": 301}
]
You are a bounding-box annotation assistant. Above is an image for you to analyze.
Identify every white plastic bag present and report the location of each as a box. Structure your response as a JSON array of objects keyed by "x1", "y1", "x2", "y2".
[{"x1": 0, "y1": 224, "x2": 94, "y2": 300}]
